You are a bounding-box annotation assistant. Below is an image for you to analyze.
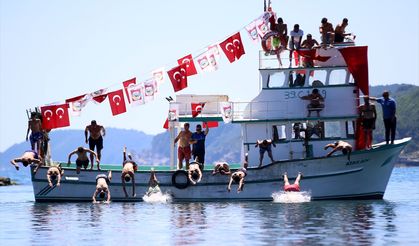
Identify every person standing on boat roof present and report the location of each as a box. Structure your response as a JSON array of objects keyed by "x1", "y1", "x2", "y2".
[
  {"x1": 190, "y1": 124, "x2": 209, "y2": 168},
  {"x1": 93, "y1": 171, "x2": 112, "y2": 204},
  {"x1": 334, "y1": 18, "x2": 352, "y2": 43},
  {"x1": 188, "y1": 162, "x2": 202, "y2": 185},
  {"x1": 26, "y1": 112, "x2": 43, "y2": 156},
  {"x1": 324, "y1": 141, "x2": 352, "y2": 160},
  {"x1": 10, "y1": 150, "x2": 42, "y2": 172},
  {"x1": 370, "y1": 91, "x2": 397, "y2": 144},
  {"x1": 359, "y1": 96, "x2": 377, "y2": 149},
  {"x1": 255, "y1": 139, "x2": 276, "y2": 167},
  {"x1": 283, "y1": 172, "x2": 302, "y2": 192},
  {"x1": 121, "y1": 146, "x2": 137, "y2": 198},
  {"x1": 85, "y1": 120, "x2": 105, "y2": 170},
  {"x1": 300, "y1": 88, "x2": 325, "y2": 117},
  {"x1": 47, "y1": 165, "x2": 64, "y2": 187},
  {"x1": 319, "y1": 17, "x2": 335, "y2": 47},
  {"x1": 227, "y1": 154, "x2": 249, "y2": 193},
  {"x1": 68, "y1": 146, "x2": 100, "y2": 174},
  {"x1": 289, "y1": 24, "x2": 304, "y2": 66},
  {"x1": 174, "y1": 123, "x2": 192, "y2": 170}
]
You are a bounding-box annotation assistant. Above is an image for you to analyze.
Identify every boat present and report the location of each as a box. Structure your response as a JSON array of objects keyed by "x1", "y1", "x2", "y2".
[{"x1": 30, "y1": 16, "x2": 411, "y2": 202}]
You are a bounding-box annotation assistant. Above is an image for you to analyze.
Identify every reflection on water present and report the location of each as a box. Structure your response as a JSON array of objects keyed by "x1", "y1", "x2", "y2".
[{"x1": 170, "y1": 203, "x2": 207, "y2": 245}]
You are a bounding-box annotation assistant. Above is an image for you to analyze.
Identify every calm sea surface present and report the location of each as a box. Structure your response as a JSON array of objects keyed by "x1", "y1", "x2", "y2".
[{"x1": 1, "y1": 167, "x2": 418, "y2": 245}]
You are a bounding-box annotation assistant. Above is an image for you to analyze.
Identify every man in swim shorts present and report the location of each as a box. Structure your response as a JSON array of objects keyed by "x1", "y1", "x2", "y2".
[
  {"x1": 227, "y1": 154, "x2": 249, "y2": 193},
  {"x1": 47, "y1": 165, "x2": 64, "y2": 187},
  {"x1": 146, "y1": 168, "x2": 161, "y2": 196},
  {"x1": 255, "y1": 139, "x2": 276, "y2": 167},
  {"x1": 188, "y1": 162, "x2": 202, "y2": 185},
  {"x1": 283, "y1": 172, "x2": 302, "y2": 192},
  {"x1": 324, "y1": 141, "x2": 353, "y2": 160},
  {"x1": 92, "y1": 171, "x2": 112, "y2": 203},
  {"x1": 122, "y1": 146, "x2": 137, "y2": 197},
  {"x1": 26, "y1": 112, "x2": 43, "y2": 155},
  {"x1": 68, "y1": 146, "x2": 100, "y2": 174},
  {"x1": 85, "y1": 120, "x2": 106, "y2": 170},
  {"x1": 10, "y1": 150, "x2": 42, "y2": 172},
  {"x1": 212, "y1": 162, "x2": 231, "y2": 175},
  {"x1": 174, "y1": 123, "x2": 192, "y2": 170}
]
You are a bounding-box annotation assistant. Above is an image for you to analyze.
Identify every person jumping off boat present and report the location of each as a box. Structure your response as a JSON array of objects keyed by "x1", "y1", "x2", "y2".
[
  {"x1": 283, "y1": 172, "x2": 302, "y2": 192},
  {"x1": 85, "y1": 120, "x2": 105, "y2": 170},
  {"x1": 47, "y1": 165, "x2": 64, "y2": 187},
  {"x1": 10, "y1": 150, "x2": 42, "y2": 172},
  {"x1": 26, "y1": 112, "x2": 43, "y2": 156},
  {"x1": 212, "y1": 162, "x2": 231, "y2": 175},
  {"x1": 188, "y1": 162, "x2": 202, "y2": 185},
  {"x1": 255, "y1": 139, "x2": 276, "y2": 167},
  {"x1": 227, "y1": 154, "x2": 248, "y2": 193},
  {"x1": 146, "y1": 168, "x2": 161, "y2": 196},
  {"x1": 92, "y1": 171, "x2": 112, "y2": 204},
  {"x1": 324, "y1": 141, "x2": 352, "y2": 160},
  {"x1": 122, "y1": 146, "x2": 137, "y2": 197},
  {"x1": 174, "y1": 122, "x2": 192, "y2": 170},
  {"x1": 68, "y1": 147, "x2": 100, "y2": 174}
]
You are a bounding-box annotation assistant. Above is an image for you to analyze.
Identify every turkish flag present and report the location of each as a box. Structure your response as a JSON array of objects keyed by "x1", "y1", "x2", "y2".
[
  {"x1": 108, "y1": 89, "x2": 127, "y2": 116},
  {"x1": 90, "y1": 89, "x2": 108, "y2": 103},
  {"x1": 122, "y1": 77, "x2": 136, "y2": 103},
  {"x1": 178, "y1": 54, "x2": 197, "y2": 76},
  {"x1": 191, "y1": 103, "x2": 205, "y2": 118},
  {"x1": 41, "y1": 103, "x2": 70, "y2": 130},
  {"x1": 203, "y1": 121, "x2": 218, "y2": 128},
  {"x1": 220, "y1": 32, "x2": 245, "y2": 63},
  {"x1": 66, "y1": 94, "x2": 87, "y2": 103},
  {"x1": 167, "y1": 64, "x2": 188, "y2": 92},
  {"x1": 339, "y1": 46, "x2": 369, "y2": 95},
  {"x1": 93, "y1": 95, "x2": 108, "y2": 103}
]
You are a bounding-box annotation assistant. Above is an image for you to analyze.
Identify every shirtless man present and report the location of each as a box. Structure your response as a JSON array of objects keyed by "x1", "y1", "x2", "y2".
[
  {"x1": 174, "y1": 123, "x2": 192, "y2": 170},
  {"x1": 301, "y1": 34, "x2": 320, "y2": 49},
  {"x1": 47, "y1": 165, "x2": 64, "y2": 187},
  {"x1": 275, "y1": 17, "x2": 288, "y2": 48},
  {"x1": 188, "y1": 162, "x2": 202, "y2": 185},
  {"x1": 334, "y1": 18, "x2": 350, "y2": 43},
  {"x1": 26, "y1": 112, "x2": 43, "y2": 155},
  {"x1": 146, "y1": 168, "x2": 161, "y2": 196},
  {"x1": 255, "y1": 139, "x2": 276, "y2": 167},
  {"x1": 319, "y1": 17, "x2": 335, "y2": 47},
  {"x1": 300, "y1": 89, "x2": 325, "y2": 117},
  {"x1": 85, "y1": 120, "x2": 106, "y2": 170},
  {"x1": 359, "y1": 96, "x2": 377, "y2": 149},
  {"x1": 10, "y1": 150, "x2": 42, "y2": 172},
  {"x1": 227, "y1": 155, "x2": 248, "y2": 193},
  {"x1": 324, "y1": 141, "x2": 353, "y2": 160},
  {"x1": 283, "y1": 172, "x2": 302, "y2": 192},
  {"x1": 122, "y1": 146, "x2": 137, "y2": 197},
  {"x1": 212, "y1": 162, "x2": 231, "y2": 175},
  {"x1": 92, "y1": 171, "x2": 112, "y2": 203},
  {"x1": 68, "y1": 147, "x2": 100, "y2": 174}
]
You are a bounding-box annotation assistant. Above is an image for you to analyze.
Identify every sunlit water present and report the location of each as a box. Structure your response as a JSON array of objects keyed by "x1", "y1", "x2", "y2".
[
  {"x1": 272, "y1": 191, "x2": 311, "y2": 203},
  {"x1": 1, "y1": 167, "x2": 419, "y2": 245},
  {"x1": 142, "y1": 192, "x2": 172, "y2": 204}
]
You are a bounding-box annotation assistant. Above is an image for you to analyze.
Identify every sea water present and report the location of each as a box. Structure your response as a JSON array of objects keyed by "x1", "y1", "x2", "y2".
[
  {"x1": 272, "y1": 191, "x2": 311, "y2": 203},
  {"x1": 1, "y1": 167, "x2": 419, "y2": 245}
]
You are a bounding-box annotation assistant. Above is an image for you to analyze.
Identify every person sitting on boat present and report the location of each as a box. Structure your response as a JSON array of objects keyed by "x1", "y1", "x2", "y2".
[
  {"x1": 324, "y1": 141, "x2": 352, "y2": 160},
  {"x1": 227, "y1": 155, "x2": 248, "y2": 193},
  {"x1": 122, "y1": 146, "x2": 137, "y2": 198},
  {"x1": 188, "y1": 162, "x2": 202, "y2": 185},
  {"x1": 68, "y1": 147, "x2": 100, "y2": 174},
  {"x1": 283, "y1": 172, "x2": 302, "y2": 192},
  {"x1": 301, "y1": 34, "x2": 320, "y2": 67},
  {"x1": 359, "y1": 96, "x2": 377, "y2": 149},
  {"x1": 275, "y1": 17, "x2": 288, "y2": 49},
  {"x1": 255, "y1": 139, "x2": 276, "y2": 167},
  {"x1": 92, "y1": 171, "x2": 112, "y2": 204},
  {"x1": 212, "y1": 162, "x2": 231, "y2": 175},
  {"x1": 319, "y1": 17, "x2": 335, "y2": 47},
  {"x1": 26, "y1": 112, "x2": 43, "y2": 157},
  {"x1": 334, "y1": 18, "x2": 352, "y2": 43},
  {"x1": 146, "y1": 168, "x2": 161, "y2": 196},
  {"x1": 300, "y1": 88, "x2": 325, "y2": 117},
  {"x1": 47, "y1": 164, "x2": 64, "y2": 187},
  {"x1": 10, "y1": 150, "x2": 42, "y2": 172},
  {"x1": 174, "y1": 123, "x2": 193, "y2": 170}
]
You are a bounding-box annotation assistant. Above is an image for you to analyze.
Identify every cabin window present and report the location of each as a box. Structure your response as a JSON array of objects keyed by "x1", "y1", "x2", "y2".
[
  {"x1": 308, "y1": 70, "x2": 327, "y2": 87},
  {"x1": 324, "y1": 121, "x2": 341, "y2": 138},
  {"x1": 346, "y1": 121, "x2": 355, "y2": 138},
  {"x1": 292, "y1": 122, "x2": 305, "y2": 139},
  {"x1": 267, "y1": 72, "x2": 287, "y2": 88},
  {"x1": 288, "y1": 71, "x2": 306, "y2": 87},
  {"x1": 272, "y1": 125, "x2": 287, "y2": 141},
  {"x1": 328, "y1": 69, "x2": 347, "y2": 85}
]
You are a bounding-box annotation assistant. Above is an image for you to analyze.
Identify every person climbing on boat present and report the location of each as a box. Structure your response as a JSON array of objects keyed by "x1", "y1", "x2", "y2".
[
  {"x1": 300, "y1": 88, "x2": 325, "y2": 117},
  {"x1": 26, "y1": 112, "x2": 43, "y2": 156},
  {"x1": 370, "y1": 91, "x2": 397, "y2": 145},
  {"x1": 68, "y1": 146, "x2": 100, "y2": 174},
  {"x1": 174, "y1": 122, "x2": 192, "y2": 170},
  {"x1": 283, "y1": 172, "x2": 302, "y2": 192},
  {"x1": 255, "y1": 139, "x2": 276, "y2": 167},
  {"x1": 359, "y1": 96, "x2": 377, "y2": 149},
  {"x1": 146, "y1": 168, "x2": 161, "y2": 196},
  {"x1": 324, "y1": 141, "x2": 352, "y2": 160},
  {"x1": 227, "y1": 154, "x2": 248, "y2": 193},
  {"x1": 10, "y1": 150, "x2": 42, "y2": 172},
  {"x1": 289, "y1": 24, "x2": 304, "y2": 66},
  {"x1": 85, "y1": 120, "x2": 105, "y2": 170},
  {"x1": 122, "y1": 146, "x2": 137, "y2": 197},
  {"x1": 212, "y1": 162, "x2": 231, "y2": 175},
  {"x1": 47, "y1": 165, "x2": 64, "y2": 187},
  {"x1": 319, "y1": 17, "x2": 335, "y2": 47},
  {"x1": 188, "y1": 162, "x2": 202, "y2": 185},
  {"x1": 190, "y1": 124, "x2": 209, "y2": 168},
  {"x1": 92, "y1": 171, "x2": 112, "y2": 204}
]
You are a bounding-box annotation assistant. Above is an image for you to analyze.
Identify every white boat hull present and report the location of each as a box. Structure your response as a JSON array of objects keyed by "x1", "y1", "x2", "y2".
[{"x1": 31, "y1": 138, "x2": 410, "y2": 202}]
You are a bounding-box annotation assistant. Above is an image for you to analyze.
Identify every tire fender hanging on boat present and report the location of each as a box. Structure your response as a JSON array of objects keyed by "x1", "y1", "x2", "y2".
[{"x1": 172, "y1": 170, "x2": 190, "y2": 189}]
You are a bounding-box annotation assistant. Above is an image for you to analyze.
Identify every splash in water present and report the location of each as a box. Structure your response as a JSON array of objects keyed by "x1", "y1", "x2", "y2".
[
  {"x1": 272, "y1": 191, "x2": 311, "y2": 203},
  {"x1": 142, "y1": 192, "x2": 172, "y2": 203}
]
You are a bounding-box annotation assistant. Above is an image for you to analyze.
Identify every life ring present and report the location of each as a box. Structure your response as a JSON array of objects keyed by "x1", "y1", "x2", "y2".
[
  {"x1": 172, "y1": 170, "x2": 190, "y2": 189},
  {"x1": 261, "y1": 31, "x2": 281, "y2": 53}
]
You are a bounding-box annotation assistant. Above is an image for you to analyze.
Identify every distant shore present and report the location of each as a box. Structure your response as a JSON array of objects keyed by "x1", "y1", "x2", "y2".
[{"x1": 0, "y1": 177, "x2": 17, "y2": 186}]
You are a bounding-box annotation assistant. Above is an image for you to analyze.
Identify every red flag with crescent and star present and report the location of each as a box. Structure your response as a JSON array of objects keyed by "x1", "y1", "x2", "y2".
[
  {"x1": 220, "y1": 32, "x2": 245, "y2": 63},
  {"x1": 177, "y1": 54, "x2": 198, "y2": 76},
  {"x1": 41, "y1": 103, "x2": 70, "y2": 130},
  {"x1": 167, "y1": 64, "x2": 188, "y2": 92},
  {"x1": 191, "y1": 102, "x2": 205, "y2": 118},
  {"x1": 122, "y1": 77, "x2": 136, "y2": 104},
  {"x1": 108, "y1": 89, "x2": 127, "y2": 116}
]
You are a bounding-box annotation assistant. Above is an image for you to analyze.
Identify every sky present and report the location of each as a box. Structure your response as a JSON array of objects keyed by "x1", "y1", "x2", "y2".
[{"x1": 0, "y1": 0, "x2": 418, "y2": 151}]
